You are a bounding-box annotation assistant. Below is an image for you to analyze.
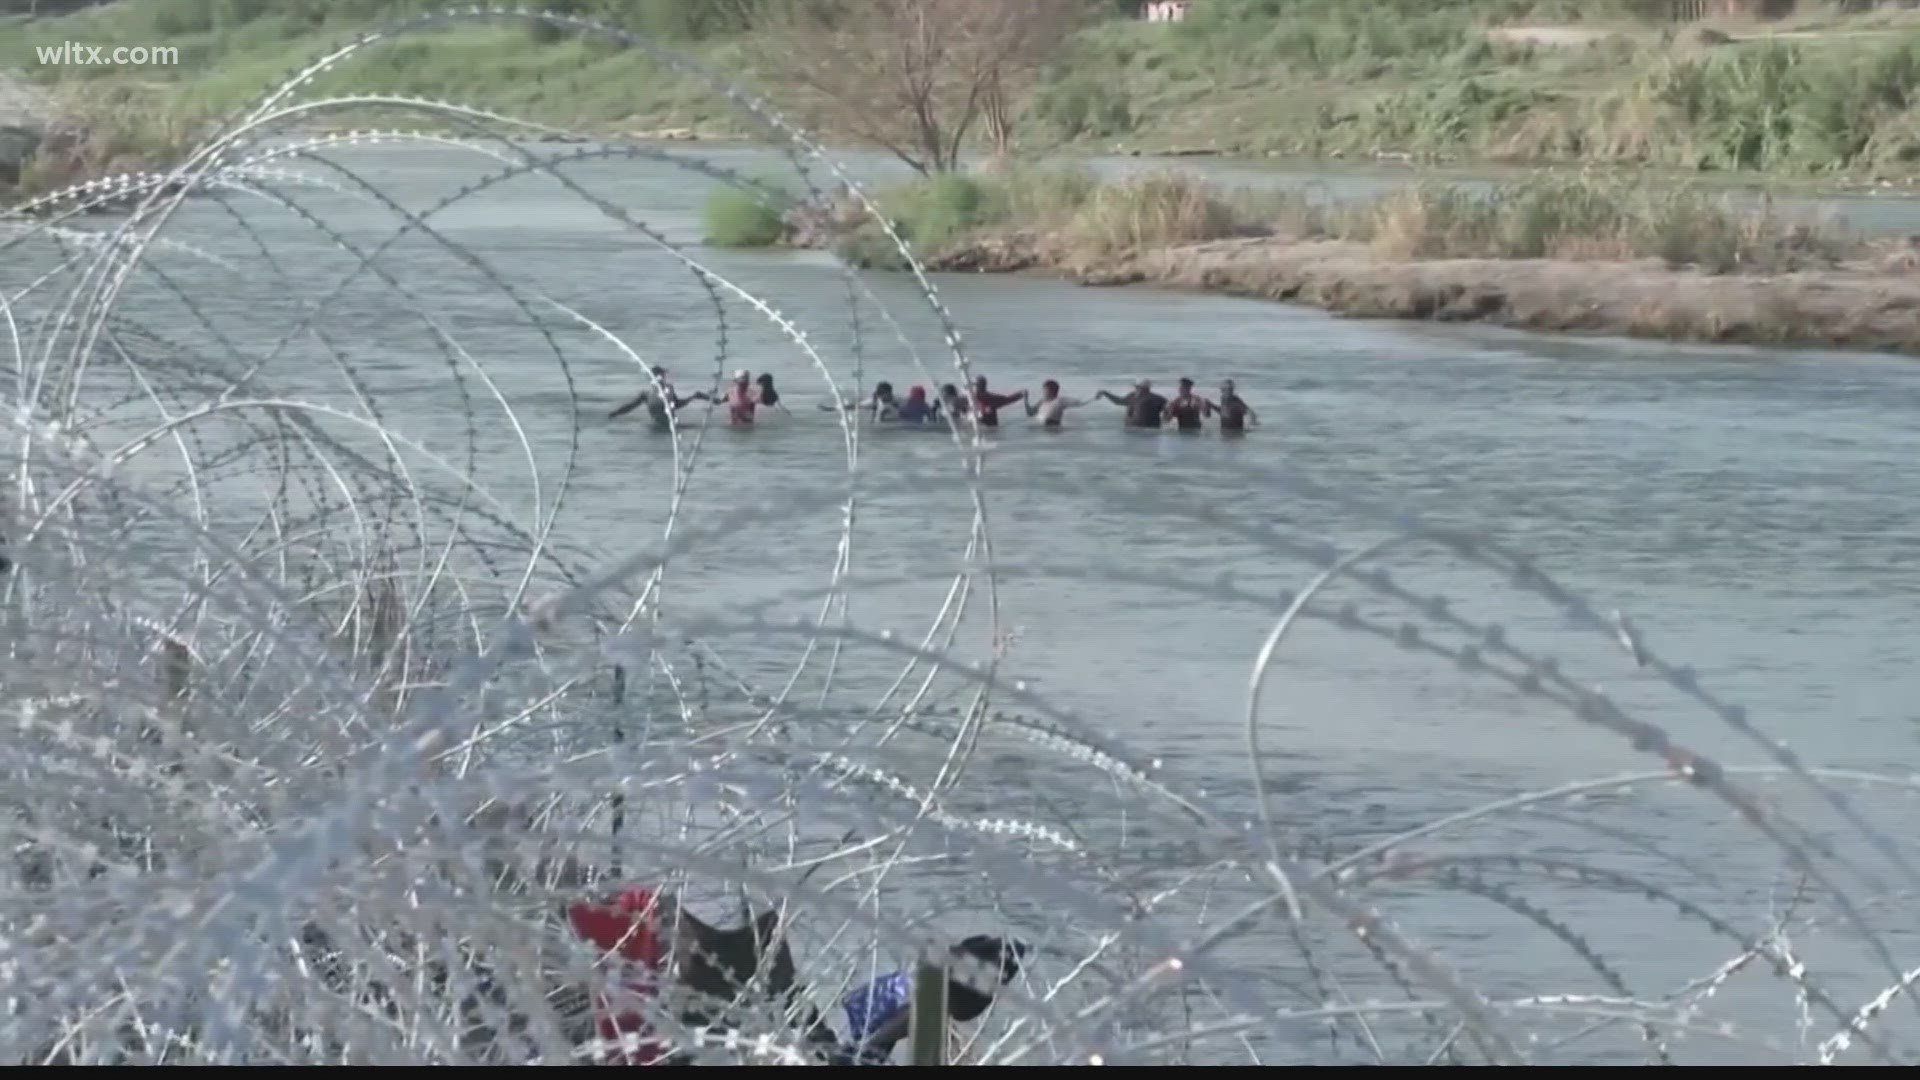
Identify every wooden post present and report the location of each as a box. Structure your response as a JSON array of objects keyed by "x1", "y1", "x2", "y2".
[{"x1": 908, "y1": 958, "x2": 949, "y2": 1066}]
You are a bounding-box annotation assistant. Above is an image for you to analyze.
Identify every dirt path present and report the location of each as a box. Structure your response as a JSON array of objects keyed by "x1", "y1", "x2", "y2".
[
  {"x1": 1485, "y1": 27, "x2": 1633, "y2": 48},
  {"x1": 1487, "y1": 18, "x2": 1920, "y2": 50}
]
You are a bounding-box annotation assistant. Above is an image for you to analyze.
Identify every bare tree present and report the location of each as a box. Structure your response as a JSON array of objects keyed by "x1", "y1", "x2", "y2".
[{"x1": 748, "y1": 0, "x2": 1086, "y2": 175}]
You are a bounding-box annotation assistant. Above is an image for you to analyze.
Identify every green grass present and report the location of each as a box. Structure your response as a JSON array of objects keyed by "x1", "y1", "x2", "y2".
[
  {"x1": 702, "y1": 185, "x2": 789, "y2": 247},
  {"x1": 1327, "y1": 177, "x2": 1857, "y2": 271},
  {"x1": 11, "y1": 0, "x2": 1920, "y2": 191},
  {"x1": 1030, "y1": 0, "x2": 1920, "y2": 177},
  {"x1": 0, "y1": 1, "x2": 753, "y2": 135}
]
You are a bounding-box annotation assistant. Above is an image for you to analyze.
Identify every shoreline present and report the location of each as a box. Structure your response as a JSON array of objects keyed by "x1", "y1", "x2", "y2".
[{"x1": 908, "y1": 231, "x2": 1920, "y2": 358}]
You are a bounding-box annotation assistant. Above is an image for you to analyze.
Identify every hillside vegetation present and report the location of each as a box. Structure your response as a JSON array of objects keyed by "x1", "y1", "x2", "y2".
[
  {"x1": 1047, "y1": 0, "x2": 1920, "y2": 175},
  {"x1": 7, "y1": 0, "x2": 1920, "y2": 186},
  {"x1": 0, "y1": 1, "x2": 761, "y2": 138}
]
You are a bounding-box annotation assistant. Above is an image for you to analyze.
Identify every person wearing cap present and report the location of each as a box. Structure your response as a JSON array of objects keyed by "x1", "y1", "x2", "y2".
[
  {"x1": 1164, "y1": 376, "x2": 1215, "y2": 433},
  {"x1": 608, "y1": 365, "x2": 707, "y2": 428},
  {"x1": 1216, "y1": 378, "x2": 1259, "y2": 433},
  {"x1": 1095, "y1": 378, "x2": 1167, "y2": 429},
  {"x1": 1025, "y1": 379, "x2": 1086, "y2": 429},
  {"x1": 724, "y1": 369, "x2": 757, "y2": 424}
]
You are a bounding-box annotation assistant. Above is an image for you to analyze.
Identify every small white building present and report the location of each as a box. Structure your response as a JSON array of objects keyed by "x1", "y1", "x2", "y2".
[{"x1": 1144, "y1": 1, "x2": 1192, "y2": 23}]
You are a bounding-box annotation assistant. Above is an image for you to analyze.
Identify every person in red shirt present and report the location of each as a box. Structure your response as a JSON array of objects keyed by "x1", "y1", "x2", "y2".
[{"x1": 968, "y1": 375, "x2": 1026, "y2": 427}]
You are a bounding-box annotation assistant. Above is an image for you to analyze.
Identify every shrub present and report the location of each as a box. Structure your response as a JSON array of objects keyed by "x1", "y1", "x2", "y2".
[
  {"x1": 702, "y1": 186, "x2": 788, "y2": 248},
  {"x1": 1030, "y1": 76, "x2": 1135, "y2": 141},
  {"x1": 1062, "y1": 170, "x2": 1242, "y2": 257},
  {"x1": 982, "y1": 163, "x2": 1101, "y2": 225},
  {"x1": 10, "y1": 83, "x2": 200, "y2": 202},
  {"x1": 1338, "y1": 176, "x2": 1858, "y2": 272},
  {"x1": 879, "y1": 172, "x2": 995, "y2": 251}
]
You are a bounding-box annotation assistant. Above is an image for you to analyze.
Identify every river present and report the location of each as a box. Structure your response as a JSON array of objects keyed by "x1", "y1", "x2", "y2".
[
  {"x1": 9, "y1": 139, "x2": 1920, "y2": 1064},
  {"x1": 643, "y1": 137, "x2": 1920, "y2": 236}
]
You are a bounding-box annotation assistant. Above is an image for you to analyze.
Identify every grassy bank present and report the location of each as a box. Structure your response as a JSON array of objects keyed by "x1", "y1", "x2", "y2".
[
  {"x1": 1045, "y1": 0, "x2": 1920, "y2": 175},
  {"x1": 12, "y1": 1, "x2": 1920, "y2": 188},
  {"x1": 748, "y1": 167, "x2": 1920, "y2": 356},
  {"x1": 0, "y1": 2, "x2": 750, "y2": 204},
  {"x1": 1, "y1": 82, "x2": 199, "y2": 204},
  {"x1": 800, "y1": 167, "x2": 1860, "y2": 274},
  {"x1": 0, "y1": 2, "x2": 751, "y2": 155}
]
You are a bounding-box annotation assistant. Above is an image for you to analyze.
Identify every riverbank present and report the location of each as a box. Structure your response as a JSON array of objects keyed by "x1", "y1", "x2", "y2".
[
  {"x1": 766, "y1": 169, "x2": 1920, "y2": 358},
  {"x1": 1065, "y1": 236, "x2": 1920, "y2": 355},
  {"x1": 1, "y1": 68, "x2": 201, "y2": 208},
  {"x1": 12, "y1": 1, "x2": 1920, "y2": 193}
]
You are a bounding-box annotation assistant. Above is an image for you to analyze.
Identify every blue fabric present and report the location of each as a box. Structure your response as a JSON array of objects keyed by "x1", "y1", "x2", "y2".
[
  {"x1": 841, "y1": 969, "x2": 912, "y2": 1064},
  {"x1": 896, "y1": 399, "x2": 933, "y2": 423}
]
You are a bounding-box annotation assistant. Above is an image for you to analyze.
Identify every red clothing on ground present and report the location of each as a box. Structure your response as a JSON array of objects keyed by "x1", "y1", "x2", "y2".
[{"x1": 568, "y1": 886, "x2": 671, "y2": 1065}]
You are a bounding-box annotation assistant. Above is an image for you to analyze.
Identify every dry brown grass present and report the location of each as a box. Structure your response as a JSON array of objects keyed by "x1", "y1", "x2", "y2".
[
  {"x1": 1057, "y1": 171, "x2": 1247, "y2": 258},
  {"x1": 1324, "y1": 177, "x2": 1861, "y2": 273},
  {"x1": 805, "y1": 165, "x2": 1907, "y2": 352},
  {"x1": 881, "y1": 167, "x2": 1916, "y2": 356},
  {"x1": 8, "y1": 83, "x2": 197, "y2": 203}
]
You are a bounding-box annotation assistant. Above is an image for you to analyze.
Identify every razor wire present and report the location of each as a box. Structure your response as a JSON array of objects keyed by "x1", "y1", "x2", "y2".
[{"x1": 0, "y1": 7, "x2": 1917, "y2": 1066}]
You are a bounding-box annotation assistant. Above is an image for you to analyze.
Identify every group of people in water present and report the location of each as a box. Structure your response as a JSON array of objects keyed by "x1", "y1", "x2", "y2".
[
  {"x1": 611, "y1": 367, "x2": 1260, "y2": 434},
  {"x1": 609, "y1": 367, "x2": 791, "y2": 427}
]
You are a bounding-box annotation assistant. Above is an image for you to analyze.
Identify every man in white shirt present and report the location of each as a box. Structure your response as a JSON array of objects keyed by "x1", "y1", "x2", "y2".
[{"x1": 1026, "y1": 379, "x2": 1085, "y2": 429}]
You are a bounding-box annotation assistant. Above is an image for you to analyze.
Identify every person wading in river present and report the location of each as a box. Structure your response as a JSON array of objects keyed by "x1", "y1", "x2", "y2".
[
  {"x1": 896, "y1": 385, "x2": 935, "y2": 423},
  {"x1": 752, "y1": 372, "x2": 790, "y2": 417},
  {"x1": 1215, "y1": 378, "x2": 1259, "y2": 433},
  {"x1": 1025, "y1": 379, "x2": 1086, "y2": 429},
  {"x1": 820, "y1": 381, "x2": 899, "y2": 421},
  {"x1": 969, "y1": 375, "x2": 1026, "y2": 428},
  {"x1": 609, "y1": 366, "x2": 707, "y2": 429},
  {"x1": 936, "y1": 383, "x2": 969, "y2": 422},
  {"x1": 869, "y1": 382, "x2": 900, "y2": 421},
  {"x1": 723, "y1": 370, "x2": 758, "y2": 425},
  {"x1": 1165, "y1": 377, "x2": 1215, "y2": 433},
  {"x1": 1096, "y1": 379, "x2": 1167, "y2": 429}
]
